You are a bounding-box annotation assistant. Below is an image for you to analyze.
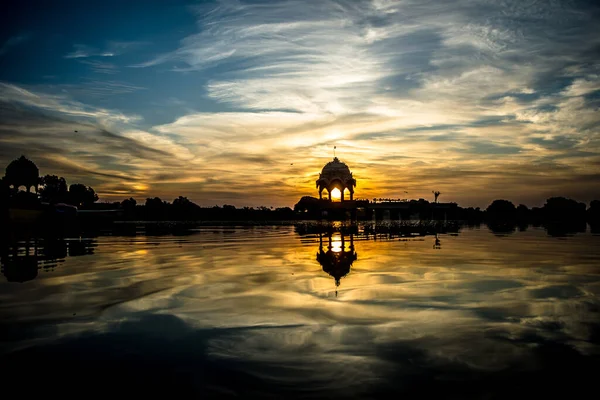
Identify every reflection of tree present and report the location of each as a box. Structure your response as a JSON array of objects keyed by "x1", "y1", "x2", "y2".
[
  {"x1": 316, "y1": 232, "x2": 357, "y2": 296},
  {"x1": 486, "y1": 221, "x2": 517, "y2": 235},
  {"x1": 545, "y1": 221, "x2": 587, "y2": 237}
]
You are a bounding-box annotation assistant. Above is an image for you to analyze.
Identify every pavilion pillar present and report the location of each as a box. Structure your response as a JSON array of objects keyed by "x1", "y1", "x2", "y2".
[
  {"x1": 341, "y1": 189, "x2": 345, "y2": 202},
  {"x1": 328, "y1": 190, "x2": 332, "y2": 201}
]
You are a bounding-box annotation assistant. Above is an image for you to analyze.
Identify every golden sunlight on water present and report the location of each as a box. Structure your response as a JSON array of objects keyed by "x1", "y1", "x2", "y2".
[{"x1": 1, "y1": 225, "x2": 599, "y2": 397}]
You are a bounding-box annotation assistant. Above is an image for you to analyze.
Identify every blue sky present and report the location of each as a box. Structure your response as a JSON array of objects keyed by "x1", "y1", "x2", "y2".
[{"x1": 1, "y1": 0, "x2": 599, "y2": 207}]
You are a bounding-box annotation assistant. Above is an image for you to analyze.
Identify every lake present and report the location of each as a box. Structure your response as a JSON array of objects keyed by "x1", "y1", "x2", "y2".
[{"x1": 1, "y1": 223, "x2": 599, "y2": 398}]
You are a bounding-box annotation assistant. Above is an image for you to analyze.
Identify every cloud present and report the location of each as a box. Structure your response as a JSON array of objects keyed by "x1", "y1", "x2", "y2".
[
  {"x1": 78, "y1": 60, "x2": 119, "y2": 74},
  {"x1": 0, "y1": 82, "x2": 141, "y2": 124},
  {"x1": 2, "y1": 0, "x2": 600, "y2": 206},
  {"x1": 0, "y1": 85, "x2": 194, "y2": 199},
  {"x1": 58, "y1": 80, "x2": 146, "y2": 98},
  {"x1": 65, "y1": 44, "x2": 115, "y2": 59},
  {"x1": 0, "y1": 34, "x2": 30, "y2": 56},
  {"x1": 64, "y1": 41, "x2": 147, "y2": 59}
]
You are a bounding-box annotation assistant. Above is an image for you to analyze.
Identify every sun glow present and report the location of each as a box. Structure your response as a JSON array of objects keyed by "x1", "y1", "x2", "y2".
[
  {"x1": 331, "y1": 188, "x2": 341, "y2": 201},
  {"x1": 331, "y1": 233, "x2": 343, "y2": 253}
]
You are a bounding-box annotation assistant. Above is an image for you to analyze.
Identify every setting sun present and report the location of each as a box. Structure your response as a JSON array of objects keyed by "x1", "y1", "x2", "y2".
[{"x1": 330, "y1": 188, "x2": 341, "y2": 201}]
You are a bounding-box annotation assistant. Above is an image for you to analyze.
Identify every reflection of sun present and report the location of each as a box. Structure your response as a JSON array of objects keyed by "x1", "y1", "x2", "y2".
[
  {"x1": 331, "y1": 188, "x2": 341, "y2": 201},
  {"x1": 331, "y1": 233, "x2": 343, "y2": 252}
]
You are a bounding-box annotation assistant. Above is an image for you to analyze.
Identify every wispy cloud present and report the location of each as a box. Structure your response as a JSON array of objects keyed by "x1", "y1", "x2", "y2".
[
  {"x1": 65, "y1": 41, "x2": 147, "y2": 59},
  {"x1": 0, "y1": 85, "x2": 192, "y2": 199},
  {"x1": 65, "y1": 44, "x2": 115, "y2": 59},
  {"x1": 129, "y1": 0, "x2": 600, "y2": 205},
  {"x1": 2, "y1": 0, "x2": 600, "y2": 206},
  {"x1": 26, "y1": 80, "x2": 147, "y2": 99},
  {"x1": 0, "y1": 82, "x2": 141, "y2": 124},
  {"x1": 78, "y1": 59, "x2": 119, "y2": 74},
  {"x1": 0, "y1": 34, "x2": 30, "y2": 56}
]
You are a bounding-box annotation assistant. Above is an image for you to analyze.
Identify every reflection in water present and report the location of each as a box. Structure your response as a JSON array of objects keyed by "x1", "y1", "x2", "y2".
[
  {"x1": 486, "y1": 220, "x2": 588, "y2": 237},
  {"x1": 0, "y1": 225, "x2": 599, "y2": 398},
  {"x1": 433, "y1": 233, "x2": 441, "y2": 249},
  {"x1": 317, "y1": 232, "x2": 357, "y2": 296},
  {"x1": 1, "y1": 238, "x2": 96, "y2": 282}
]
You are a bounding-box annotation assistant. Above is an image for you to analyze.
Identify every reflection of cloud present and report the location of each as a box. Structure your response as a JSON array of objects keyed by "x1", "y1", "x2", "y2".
[
  {"x1": 1, "y1": 228, "x2": 598, "y2": 396},
  {"x1": 3, "y1": 311, "x2": 597, "y2": 397}
]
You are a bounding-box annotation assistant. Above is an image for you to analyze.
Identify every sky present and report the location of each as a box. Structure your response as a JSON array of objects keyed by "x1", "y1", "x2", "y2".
[{"x1": 1, "y1": 0, "x2": 599, "y2": 208}]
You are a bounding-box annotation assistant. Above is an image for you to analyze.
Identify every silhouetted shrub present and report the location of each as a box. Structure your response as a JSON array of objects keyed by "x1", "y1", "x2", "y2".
[
  {"x1": 588, "y1": 200, "x2": 600, "y2": 222},
  {"x1": 542, "y1": 197, "x2": 586, "y2": 221},
  {"x1": 486, "y1": 199, "x2": 516, "y2": 219},
  {"x1": 69, "y1": 183, "x2": 98, "y2": 208}
]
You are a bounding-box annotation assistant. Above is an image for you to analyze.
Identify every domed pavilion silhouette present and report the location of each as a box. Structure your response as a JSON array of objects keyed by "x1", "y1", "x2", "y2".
[
  {"x1": 316, "y1": 232, "x2": 357, "y2": 296},
  {"x1": 316, "y1": 157, "x2": 356, "y2": 201},
  {"x1": 4, "y1": 155, "x2": 39, "y2": 193}
]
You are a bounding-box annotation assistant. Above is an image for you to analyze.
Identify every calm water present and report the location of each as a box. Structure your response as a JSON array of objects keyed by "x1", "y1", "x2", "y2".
[{"x1": 1, "y1": 224, "x2": 599, "y2": 398}]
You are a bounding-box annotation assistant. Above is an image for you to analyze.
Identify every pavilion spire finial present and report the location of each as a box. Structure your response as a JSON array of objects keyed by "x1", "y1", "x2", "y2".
[{"x1": 333, "y1": 145, "x2": 336, "y2": 158}]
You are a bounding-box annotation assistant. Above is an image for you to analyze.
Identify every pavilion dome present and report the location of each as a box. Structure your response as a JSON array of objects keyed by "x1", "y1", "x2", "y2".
[
  {"x1": 4, "y1": 155, "x2": 40, "y2": 191},
  {"x1": 320, "y1": 157, "x2": 353, "y2": 181},
  {"x1": 316, "y1": 157, "x2": 356, "y2": 200}
]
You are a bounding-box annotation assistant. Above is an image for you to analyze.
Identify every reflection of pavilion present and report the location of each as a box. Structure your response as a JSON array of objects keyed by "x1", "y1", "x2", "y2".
[
  {"x1": 1, "y1": 238, "x2": 96, "y2": 283},
  {"x1": 316, "y1": 232, "x2": 357, "y2": 295},
  {"x1": 1, "y1": 249, "x2": 39, "y2": 282},
  {"x1": 433, "y1": 233, "x2": 441, "y2": 249}
]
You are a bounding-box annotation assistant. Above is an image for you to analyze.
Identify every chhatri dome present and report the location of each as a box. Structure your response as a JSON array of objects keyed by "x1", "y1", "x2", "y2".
[
  {"x1": 316, "y1": 157, "x2": 356, "y2": 201},
  {"x1": 4, "y1": 155, "x2": 39, "y2": 193}
]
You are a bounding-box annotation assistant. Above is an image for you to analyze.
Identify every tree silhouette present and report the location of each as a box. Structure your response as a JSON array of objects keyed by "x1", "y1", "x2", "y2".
[
  {"x1": 172, "y1": 196, "x2": 199, "y2": 218},
  {"x1": 486, "y1": 199, "x2": 516, "y2": 217},
  {"x1": 543, "y1": 197, "x2": 586, "y2": 220},
  {"x1": 589, "y1": 200, "x2": 600, "y2": 221},
  {"x1": 39, "y1": 175, "x2": 68, "y2": 203},
  {"x1": 145, "y1": 197, "x2": 166, "y2": 209},
  {"x1": 516, "y1": 204, "x2": 529, "y2": 220},
  {"x1": 69, "y1": 183, "x2": 98, "y2": 208},
  {"x1": 432, "y1": 191, "x2": 441, "y2": 203},
  {"x1": 0, "y1": 177, "x2": 9, "y2": 220},
  {"x1": 121, "y1": 197, "x2": 137, "y2": 210},
  {"x1": 173, "y1": 196, "x2": 192, "y2": 207}
]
